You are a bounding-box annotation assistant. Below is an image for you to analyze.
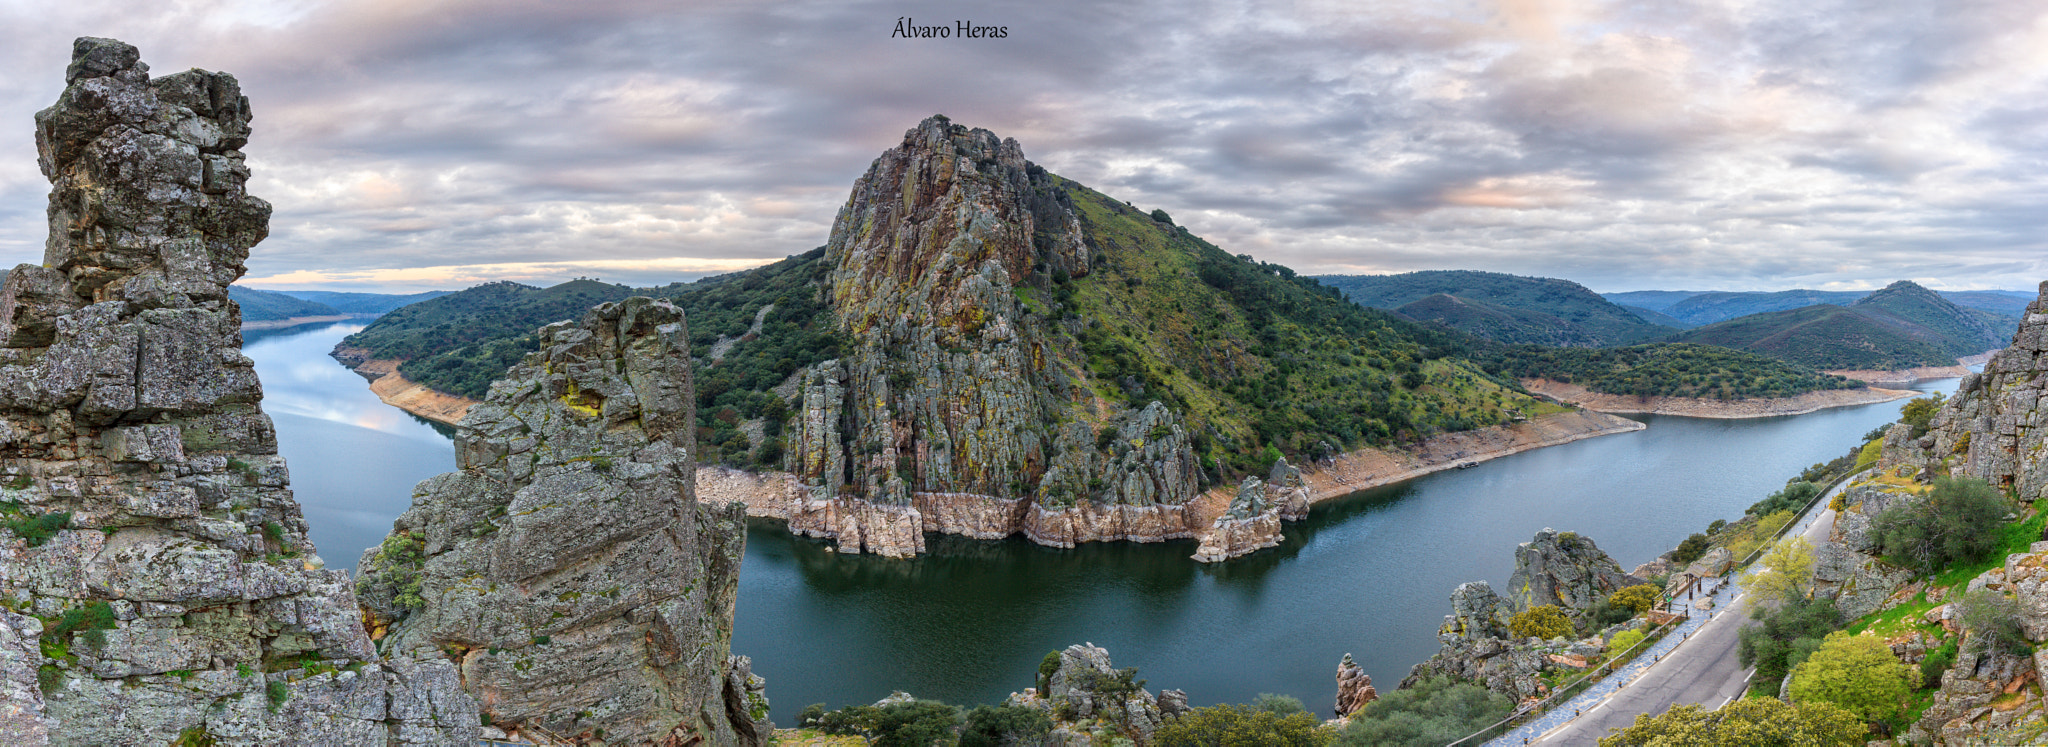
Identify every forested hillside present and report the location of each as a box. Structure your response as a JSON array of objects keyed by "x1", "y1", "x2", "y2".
[
  {"x1": 1315, "y1": 270, "x2": 1674, "y2": 346},
  {"x1": 227, "y1": 285, "x2": 339, "y2": 321}
]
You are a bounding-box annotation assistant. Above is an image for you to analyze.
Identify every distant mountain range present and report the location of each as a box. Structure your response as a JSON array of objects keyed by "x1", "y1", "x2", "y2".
[
  {"x1": 1604, "y1": 287, "x2": 2032, "y2": 327},
  {"x1": 226, "y1": 285, "x2": 451, "y2": 322},
  {"x1": 1315, "y1": 270, "x2": 1676, "y2": 347},
  {"x1": 1666, "y1": 281, "x2": 2012, "y2": 370}
]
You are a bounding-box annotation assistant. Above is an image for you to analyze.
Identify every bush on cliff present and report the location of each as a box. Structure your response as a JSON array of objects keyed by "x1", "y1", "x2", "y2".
[
  {"x1": 1869, "y1": 476, "x2": 2010, "y2": 574},
  {"x1": 1508, "y1": 605, "x2": 1573, "y2": 640},
  {"x1": 1669, "y1": 533, "x2": 1710, "y2": 565},
  {"x1": 1333, "y1": 675, "x2": 1512, "y2": 747},
  {"x1": 960, "y1": 703, "x2": 1052, "y2": 746},
  {"x1": 816, "y1": 698, "x2": 962, "y2": 746},
  {"x1": 1609, "y1": 585, "x2": 1660, "y2": 614},
  {"x1": 1153, "y1": 702, "x2": 1331, "y2": 746},
  {"x1": 1787, "y1": 632, "x2": 1915, "y2": 724},
  {"x1": 1736, "y1": 595, "x2": 1842, "y2": 697}
]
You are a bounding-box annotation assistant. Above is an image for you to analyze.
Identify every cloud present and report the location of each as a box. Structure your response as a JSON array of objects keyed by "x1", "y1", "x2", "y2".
[{"x1": 0, "y1": 0, "x2": 2045, "y2": 293}]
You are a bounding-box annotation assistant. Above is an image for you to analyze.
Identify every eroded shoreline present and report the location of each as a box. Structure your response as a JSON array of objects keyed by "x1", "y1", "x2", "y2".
[{"x1": 1520, "y1": 379, "x2": 1919, "y2": 419}]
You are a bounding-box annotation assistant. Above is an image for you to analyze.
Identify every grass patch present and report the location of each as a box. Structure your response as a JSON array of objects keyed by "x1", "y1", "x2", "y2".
[
  {"x1": 1844, "y1": 590, "x2": 1941, "y2": 640},
  {"x1": 1926, "y1": 509, "x2": 2047, "y2": 591},
  {"x1": 1, "y1": 501, "x2": 70, "y2": 547}
]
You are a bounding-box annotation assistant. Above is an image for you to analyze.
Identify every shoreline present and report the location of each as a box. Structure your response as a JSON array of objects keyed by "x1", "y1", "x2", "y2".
[
  {"x1": 1823, "y1": 349, "x2": 1999, "y2": 386},
  {"x1": 240, "y1": 314, "x2": 368, "y2": 330},
  {"x1": 697, "y1": 409, "x2": 1648, "y2": 554},
  {"x1": 1520, "y1": 379, "x2": 1919, "y2": 419},
  {"x1": 349, "y1": 358, "x2": 477, "y2": 426}
]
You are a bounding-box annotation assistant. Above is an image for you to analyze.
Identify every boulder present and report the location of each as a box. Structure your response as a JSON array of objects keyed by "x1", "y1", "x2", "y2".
[{"x1": 1506, "y1": 528, "x2": 1644, "y2": 612}]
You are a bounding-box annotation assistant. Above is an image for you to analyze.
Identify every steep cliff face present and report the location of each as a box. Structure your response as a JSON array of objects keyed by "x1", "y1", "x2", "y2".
[
  {"x1": 0, "y1": 38, "x2": 475, "y2": 745},
  {"x1": 779, "y1": 116, "x2": 1546, "y2": 560},
  {"x1": 1506, "y1": 528, "x2": 1644, "y2": 611},
  {"x1": 1887, "y1": 282, "x2": 2048, "y2": 502},
  {"x1": 355, "y1": 298, "x2": 767, "y2": 745}
]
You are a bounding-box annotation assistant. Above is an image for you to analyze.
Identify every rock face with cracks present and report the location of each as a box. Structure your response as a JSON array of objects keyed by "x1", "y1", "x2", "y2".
[
  {"x1": 1888, "y1": 281, "x2": 2048, "y2": 502},
  {"x1": 1505, "y1": 528, "x2": 1644, "y2": 612},
  {"x1": 355, "y1": 298, "x2": 768, "y2": 746},
  {"x1": 0, "y1": 37, "x2": 476, "y2": 745},
  {"x1": 1333, "y1": 652, "x2": 1377, "y2": 718},
  {"x1": 781, "y1": 117, "x2": 1217, "y2": 559}
]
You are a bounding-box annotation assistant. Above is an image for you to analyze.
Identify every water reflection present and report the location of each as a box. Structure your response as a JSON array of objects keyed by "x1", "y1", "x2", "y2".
[{"x1": 242, "y1": 322, "x2": 455, "y2": 571}]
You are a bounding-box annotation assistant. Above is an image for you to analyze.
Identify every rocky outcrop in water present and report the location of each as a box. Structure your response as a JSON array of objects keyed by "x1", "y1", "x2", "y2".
[
  {"x1": 0, "y1": 37, "x2": 476, "y2": 745},
  {"x1": 1034, "y1": 643, "x2": 1186, "y2": 744},
  {"x1": 1887, "y1": 281, "x2": 2048, "y2": 501},
  {"x1": 1191, "y1": 458, "x2": 1311, "y2": 562},
  {"x1": 1333, "y1": 653, "x2": 1377, "y2": 718},
  {"x1": 355, "y1": 298, "x2": 767, "y2": 745},
  {"x1": 1506, "y1": 528, "x2": 1644, "y2": 612}
]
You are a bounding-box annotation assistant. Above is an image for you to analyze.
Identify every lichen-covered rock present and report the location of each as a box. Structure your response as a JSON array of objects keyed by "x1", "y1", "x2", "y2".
[
  {"x1": 356, "y1": 298, "x2": 767, "y2": 745},
  {"x1": 1813, "y1": 485, "x2": 1922, "y2": 618},
  {"x1": 1334, "y1": 653, "x2": 1377, "y2": 718},
  {"x1": 1041, "y1": 643, "x2": 1176, "y2": 744},
  {"x1": 1887, "y1": 281, "x2": 2048, "y2": 502},
  {"x1": 1505, "y1": 528, "x2": 1644, "y2": 612},
  {"x1": 1401, "y1": 581, "x2": 1549, "y2": 700},
  {"x1": 781, "y1": 117, "x2": 1207, "y2": 556},
  {"x1": 0, "y1": 37, "x2": 474, "y2": 746}
]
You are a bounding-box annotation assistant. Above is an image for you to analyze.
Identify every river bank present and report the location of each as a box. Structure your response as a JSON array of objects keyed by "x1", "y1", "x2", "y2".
[
  {"x1": 240, "y1": 313, "x2": 368, "y2": 330},
  {"x1": 1824, "y1": 349, "x2": 2000, "y2": 386},
  {"x1": 1520, "y1": 379, "x2": 1918, "y2": 418},
  {"x1": 698, "y1": 408, "x2": 1646, "y2": 557}
]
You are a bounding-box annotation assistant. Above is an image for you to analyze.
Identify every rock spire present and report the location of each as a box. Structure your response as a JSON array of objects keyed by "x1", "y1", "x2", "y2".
[
  {"x1": 356, "y1": 298, "x2": 769, "y2": 745},
  {"x1": 0, "y1": 37, "x2": 475, "y2": 745}
]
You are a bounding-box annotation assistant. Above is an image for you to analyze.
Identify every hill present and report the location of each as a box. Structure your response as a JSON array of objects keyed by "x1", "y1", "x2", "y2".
[
  {"x1": 1852, "y1": 280, "x2": 2011, "y2": 356},
  {"x1": 1603, "y1": 286, "x2": 2027, "y2": 328},
  {"x1": 227, "y1": 285, "x2": 340, "y2": 321},
  {"x1": 1667, "y1": 304, "x2": 1957, "y2": 370},
  {"x1": 1484, "y1": 343, "x2": 1860, "y2": 399},
  {"x1": 345, "y1": 119, "x2": 1553, "y2": 488},
  {"x1": 270, "y1": 288, "x2": 452, "y2": 315},
  {"x1": 1618, "y1": 304, "x2": 1693, "y2": 329},
  {"x1": 1315, "y1": 270, "x2": 1676, "y2": 346}
]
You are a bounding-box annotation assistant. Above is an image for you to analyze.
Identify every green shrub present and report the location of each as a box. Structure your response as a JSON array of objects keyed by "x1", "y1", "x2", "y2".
[
  {"x1": 1787, "y1": 633, "x2": 1914, "y2": 723},
  {"x1": 1, "y1": 501, "x2": 71, "y2": 547},
  {"x1": 817, "y1": 699, "x2": 962, "y2": 746},
  {"x1": 1155, "y1": 703, "x2": 1330, "y2": 747},
  {"x1": 1737, "y1": 595, "x2": 1842, "y2": 696},
  {"x1": 1870, "y1": 477, "x2": 2011, "y2": 574},
  {"x1": 1599, "y1": 699, "x2": 1864, "y2": 746},
  {"x1": 1956, "y1": 589, "x2": 2030, "y2": 658},
  {"x1": 1038, "y1": 650, "x2": 1062, "y2": 695},
  {"x1": 1254, "y1": 693, "x2": 1307, "y2": 716},
  {"x1": 1608, "y1": 629, "x2": 1645, "y2": 655},
  {"x1": 1900, "y1": 393, "x2": 1946, "y2": 438},
  {"x1": 43, "y1": 601, "x2": 116, "y2": 655},
  {"x1": 1670, "y1": 533, "x2": 1710, "y2": 565},
  {"x1": 1749, "y1": 481, "x2": 1820, "y2": 516},
  {"x1": 266, "y1": 678, "x2": 290, "y2": 712},
  {"x1": 1509, "y1": 605, "x2": 1573, "y2": 640},
  {"x1": 961, "y1": 703, "x2": 1052, "y2": 746},
  {"x1": 1919, "y1": 640, "x2": 1957, "y2": 689},
  {"x1": 364, "y1": 533, "x2": 428, "y2": 610},
  {"x1": 1610, "y1": 585, "x2": 1660, "y2": 614},
  {"x1": 1335, "y1": 676, "x2": 1513, "y2": 747}
]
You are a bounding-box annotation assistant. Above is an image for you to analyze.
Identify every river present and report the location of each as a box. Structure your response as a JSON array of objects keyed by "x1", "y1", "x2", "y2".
[{"x1": 243, "y1": 321, "x2": 1960, "y2": 721}]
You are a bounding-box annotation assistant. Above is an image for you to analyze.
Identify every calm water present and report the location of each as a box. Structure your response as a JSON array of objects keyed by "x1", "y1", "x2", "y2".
[{"x1": 241, "y1": 321, "x2": 1956, "y2": 719}]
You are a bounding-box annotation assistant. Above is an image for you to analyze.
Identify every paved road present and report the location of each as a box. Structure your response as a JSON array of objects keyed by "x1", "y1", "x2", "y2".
[{"x1": 1510, "y1": 479, "x2": 1849, "y2": 745}]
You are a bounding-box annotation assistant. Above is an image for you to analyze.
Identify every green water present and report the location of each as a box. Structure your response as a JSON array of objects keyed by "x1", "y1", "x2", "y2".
[{"x1": 242, "y1": 320, "x2": 1955, "y2": 721}]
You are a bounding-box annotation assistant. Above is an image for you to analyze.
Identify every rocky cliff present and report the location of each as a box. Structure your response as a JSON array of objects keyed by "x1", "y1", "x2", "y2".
[
  {"x1": 0, "y1": 38, "x2": 475, "y2": 745},
  {"x1": 1886, "y1": 281, "x2": 2048, "y2": 501},
  {"x1": 1402, "y1": 530, "x2": 1642, "y2": 700},
  {"x1": 355, "y1": 298, "x2": 768, "y2": 745}
]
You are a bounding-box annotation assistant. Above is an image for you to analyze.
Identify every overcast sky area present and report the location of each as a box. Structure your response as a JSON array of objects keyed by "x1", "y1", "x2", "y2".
[{"x1": 1, "y1": 0, "x2": 2044, "y2": 294}]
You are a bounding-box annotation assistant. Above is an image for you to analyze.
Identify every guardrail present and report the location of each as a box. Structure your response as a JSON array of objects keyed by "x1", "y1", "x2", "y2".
[{"x1": 1441, "y1": 463, "x2": 1877, "y2": 746}]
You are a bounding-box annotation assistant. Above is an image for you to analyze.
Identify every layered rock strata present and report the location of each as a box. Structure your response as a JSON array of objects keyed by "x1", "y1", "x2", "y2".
[
  {"x1": 355, "y1": 298, "x2": 767, "y2": 745},
  {"x1": 0, "y1": 37, "x2": 475, "y2": 745},
  {"x1": 781, "y1": 117, "x2": 1212, "y2": 558},
  {"x1": 1886, "y1": 281, "x2": 2048, "y2": 502}
]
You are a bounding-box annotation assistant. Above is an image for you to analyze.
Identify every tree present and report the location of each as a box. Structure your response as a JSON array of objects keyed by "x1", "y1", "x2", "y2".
[
  {"x1": 1609, "y1": 585, "x2": 1660, "y2": 615},
  {"x1": 1599, "y1": 699, "x2": 1865, "y2": 746},
  {"x1": 1150, "y1": 208, "x2": 1174, "y2": 225},
  {"x1": 1608, "y1": 629, "x2": 1645, "y2": 655},
  {"x1": 1900, "y1": 392, "x2": 1946, "y2": 438},
  {"x1": 1736, "y1": 595, "x2": 1842, "y2": 696},
  {"x1": 817, "y1": 699, "x2": 963, "y2": 746},
  {"x1": 1509, "y1": 605, "x2": 1574, "y2": 640},
  {"x1": 1787, "y1": 632, "x2": 1914, "y2": 723},
  {"x1": 1670, "y1": 533, "x2": 1711, "y2": 565},
  {"x1": 1739, "y1": 536, "x2": 1816, "y2": 609},
  {"x1": 1870, "y1": 477, "x2": 2011, "y2": 574},
  {"x1": 1153, "y1": 703, "x2": 1331, "y2": 747},
  {"x1": 1333, "y1": 676, "x2": 1513, "y2": 747},
  {"x1": 1956, "y1": 588, "x2": 2029, "y2": 658}
]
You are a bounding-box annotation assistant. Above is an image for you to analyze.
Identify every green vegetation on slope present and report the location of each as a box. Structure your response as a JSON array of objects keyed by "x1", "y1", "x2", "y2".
[
  {"x1": 350, "y1": 278, "x2": 640, "y2": 397},
  {"x1": 1315, "y1": 270, "x2": 1676, "y2": 346},
  {"x1": 1481, "y1": 343, "x2": 1861, "y2": 399},
  {"x1": 227, "y1": 286, "x2": 339, "y2": 322},
  {"x1": 1666, "y1": 304, "x2": 1957, "y2": 370},
  {"x1": 1053, "y1": 178, "x2": 1542, "y2": 469},
  {"x1": 270, "y1": 289, "x2": 451, "y2": 315},
  {"x1": 1852, "y1": 280, "x2": 2013, "y2": 357}
]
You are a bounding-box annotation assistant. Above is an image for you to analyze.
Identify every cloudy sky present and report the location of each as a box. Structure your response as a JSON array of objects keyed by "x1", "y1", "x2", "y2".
[{"x1": 1, "y1": 0, "x2": 2044, "y2": 294}]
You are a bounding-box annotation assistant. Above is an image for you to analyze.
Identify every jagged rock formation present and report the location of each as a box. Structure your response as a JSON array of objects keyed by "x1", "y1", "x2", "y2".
[
  {"x1": 355, "y1": 298, "x2": 767, "y2": 745},
  {"x1": 1405, "y1": 530, "x2": 1641, "y2": 700},
  {"x1": 1032, "y1": 643, "x2": 1186, "y2": 744},
  {"x1": 0, "y1": 38, "x2": 475, "y2": 745},
  {"x1": 1333, "y1": 653, "x2": 1377, "y2": 718},
  {"x1": 1505, "y1": 528, "x2": 1644, "y2": 611},
  {"x1": 1813, "y1": 484, "x2": 1924, "y2": 618},
  {"x1": 782, "y1": 117, "x2": 1210, "y2": 558},
  {"x1": 1887, "y1": 281, "x2": 2048, "y2": 502},
  {"x1": 1191, "y1": 458, "x2": 1309, "y2": 562}
]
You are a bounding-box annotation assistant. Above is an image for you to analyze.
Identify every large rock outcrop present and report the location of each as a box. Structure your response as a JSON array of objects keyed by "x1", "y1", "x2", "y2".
[
  {"x1": 0, "y1": 37, "x2": 476, "y2": 745},
  {"x1": 781, "y1": 117, "x2": 1217, "y2": 558},
  {"x1": 1035, "y1": 643, "x2": 1187, "y2": 744},
  {"x1": 1506, "y1": 528, "x2": 1644, "y2": 612},
  {"x1": 1887, "y1": 281, "x2": 2048, "y2": 502},
  {"x1": 1333, "y1": 653, "x2": 1377, "y2": 718},
  {"x1": 1812, "y1": 483, "x2": 1922, "y2": 618},
  {"x1": 355, "y1": 298, "x2": 768, "y2": 745}
]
